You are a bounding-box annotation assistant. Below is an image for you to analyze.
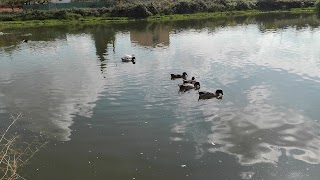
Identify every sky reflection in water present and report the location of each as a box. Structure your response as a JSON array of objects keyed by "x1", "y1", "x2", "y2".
[{"x1": 1, "y1": 14, "x2": 320, "y2": 179}]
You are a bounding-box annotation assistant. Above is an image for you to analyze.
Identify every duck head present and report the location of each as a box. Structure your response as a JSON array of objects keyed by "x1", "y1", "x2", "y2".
[
  {"x1": 215, "y1": 89, "x2": 224, "y2": 99},
  {"x1": 182, "y1": 72, "x2": 188, "y2": 80},
  {"x1": 194, "y1": 82, "x2": 201, "y2": 90}
]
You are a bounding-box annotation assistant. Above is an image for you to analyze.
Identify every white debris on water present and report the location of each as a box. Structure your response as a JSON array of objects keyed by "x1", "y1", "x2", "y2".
[{"x1": 240, "y1": 172, "x2": 255, "y2": 179}]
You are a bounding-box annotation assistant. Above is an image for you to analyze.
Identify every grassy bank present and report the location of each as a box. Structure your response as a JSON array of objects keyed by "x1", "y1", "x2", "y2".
[
  {"x1": 0, "y1": 8, "x2": 316, "y2": 29},
  {"x1": 0, "y1": 0, "x2": 318, "y2": 28}
]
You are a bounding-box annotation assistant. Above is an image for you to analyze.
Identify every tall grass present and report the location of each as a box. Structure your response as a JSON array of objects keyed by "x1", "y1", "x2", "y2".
[{"x1": 0, "y1": 113, "x2": 47, "y2": 179}]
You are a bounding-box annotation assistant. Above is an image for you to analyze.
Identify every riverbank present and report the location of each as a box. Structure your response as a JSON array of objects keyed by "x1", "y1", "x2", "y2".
[{"x1": 0, "y1": 7, "x2": 316, "y2": 29}]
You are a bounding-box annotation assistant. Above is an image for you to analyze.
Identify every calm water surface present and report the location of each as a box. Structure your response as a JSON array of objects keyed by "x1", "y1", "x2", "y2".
[{"x1": 1, "y1": 14, "x2": 320, "y2": 179}]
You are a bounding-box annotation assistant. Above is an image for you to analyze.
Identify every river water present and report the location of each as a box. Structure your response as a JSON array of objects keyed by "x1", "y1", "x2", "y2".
[{"x1": 1, "y1": 13, "x2": 320, "y2": 179}]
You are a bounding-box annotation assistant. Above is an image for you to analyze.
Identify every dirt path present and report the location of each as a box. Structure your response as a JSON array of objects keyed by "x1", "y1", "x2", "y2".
[{"x1": 0, "y1": 8, "x2": 22, "y2": 12}]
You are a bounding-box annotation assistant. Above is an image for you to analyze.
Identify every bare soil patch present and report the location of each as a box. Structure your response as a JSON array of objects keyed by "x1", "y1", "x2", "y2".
[{"x1": 0, "y1": 8, "x2": 22, "y2": 12}]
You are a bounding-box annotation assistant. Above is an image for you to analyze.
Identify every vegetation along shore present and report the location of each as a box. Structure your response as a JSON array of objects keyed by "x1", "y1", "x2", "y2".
[{"x1": 0, "y1": 0, "x2": 320, "y2": 27}]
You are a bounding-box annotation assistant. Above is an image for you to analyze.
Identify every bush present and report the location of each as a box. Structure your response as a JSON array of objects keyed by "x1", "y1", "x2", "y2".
[
  {"x1": 172, "y1": 0, "x2": 208, "y2": 14},
  {"x1": 256, "y1": 0, "x2": 311, "y2": 11},
  {"x1": 110, "y1": 4, "x2": 152, "y2": 18},
  {"x1": 0, "y1": 15, "x2": 15, "y2": 21},
  {"x1": 146, "y1": 3, "x2": 159, "y2": 15},
  {"x1": 173, "y1": 1, "x2": 192, "y2": 14},
  {"x1": 53, "y1": 10, "x2": 67, "y2": 19},
  {"x1": 0, "y1": 0, "x2": 318, "y2": 21},
  {"x1": 207, "y1": 2, "x2": 226, "y2": 12},
  {"x1": 97, "y1": 7, "x2": 111, "y2": 15},
  {"x1": 302, "y1": 0, "x2": 315, "y2": 7},
  {"x1": 67, "y1": 13, "x2": 82, "y2": 20},
  {"x1": 235, "y1": 0, "x2": 253, "y2": 11}
]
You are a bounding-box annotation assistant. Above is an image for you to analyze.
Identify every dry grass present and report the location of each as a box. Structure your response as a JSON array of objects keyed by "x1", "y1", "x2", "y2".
[
  {"x1": 0, "y1": 113, "x2": 47, "y2": 180},
  {"x1": 0, "y1": 8, "x2": 22, "y2": 13}
]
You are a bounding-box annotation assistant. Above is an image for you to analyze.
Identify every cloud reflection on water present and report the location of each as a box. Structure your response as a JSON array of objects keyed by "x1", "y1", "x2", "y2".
[
  {"x1": 0, "y1": 35, "x2": 106, "y2": 141},
  {"x1": 171, "y1": 83, "x2": 320, "y2": 165},
  {"x1": 204, "y1": 85, "x2": 320, "y2": 165},
  {"x1": 168, "y1": 25, "x2": 320, "y2": 166}
]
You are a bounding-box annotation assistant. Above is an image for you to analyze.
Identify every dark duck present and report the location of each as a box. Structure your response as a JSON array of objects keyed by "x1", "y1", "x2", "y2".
[
  {"x1": 171, "y1": 72, "x2": 188, "y2": 80},
  {"x1": 199, "y1": 89, "x2": 224, "y2": 99}
]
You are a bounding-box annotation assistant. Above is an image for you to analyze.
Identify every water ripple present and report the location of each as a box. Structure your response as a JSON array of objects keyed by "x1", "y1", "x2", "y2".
[{"x1": 206, "y1": 84, "x2": 320, "y2": 165}]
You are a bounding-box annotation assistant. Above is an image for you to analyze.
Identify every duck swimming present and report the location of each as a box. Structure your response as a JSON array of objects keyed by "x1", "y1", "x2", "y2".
[
  {"x1": 171, "y1": 72, "x2": 187, "y2": 80},
  {"x1": 183, "y1": 77, "x2": 196, "y2": 84},
  {"x1": 199, "y1": 89, "x2": 224, "y2": 99},
  {"x1": 121, "y1": 54, "x2": 136, "y2": 64},
  {"x1": 179, "y1": 82, "x2": 200, "y2": 92}
]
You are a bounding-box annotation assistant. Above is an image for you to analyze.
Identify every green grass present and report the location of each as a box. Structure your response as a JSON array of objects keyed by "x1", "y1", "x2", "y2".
[
  {"x1": 0, "y1": 16, "x2": 129, "y2": 28},
  {"x1": 147, "y1": 8, "x2": 314, "y2": 21},
  {"x1": 0, "y1": 7, "x2": 316, "y2": 29}
]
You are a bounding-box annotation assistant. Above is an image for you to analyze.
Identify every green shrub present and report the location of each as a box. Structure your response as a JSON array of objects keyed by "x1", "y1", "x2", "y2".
[
  {"x1": 235, "y1": 0, "x2": 253, "y2": 10},
  {"x1": 146, "y1": 3, "x2": 159, "y2": 15},
  {"x1": 54, "y1": 10, "x2": 67, "y2": 19},
  {"x1": 256, "y1": 0, "x2": 311, "y2": 11},
  {"x1": 67, "y1": 13, "x2": 82, "y2": 20},
  {"x1": 97, "y1": 7, "x2": 111, "y2": 15},
  {"x1": 110, "y1": 4, "x2": 152, "y2": 18},
  {"x1": 131, "y1": 4, "x2": 151, "y2": 17},
  {"x1": 302, "y1": 0, "x2": 315, "y2": 7},
  {"x1": 172, "y1": 0, "x2": 208, "y2": 14},
  {"x1": 0, "y1": 15, "x2": 15, "y2": 21},
  {"x1": 207, "y1": 2, "x2": 226, "y2": 12},
  {"x1": 161, "y1": 6, "x2": 174, "y2": 15},
  {"x1": 173, "y1": 1, "x2": 192, "y2": 14},
  {"x1": 0, "y1": 0, "x2": 318, "y2": 21}
]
